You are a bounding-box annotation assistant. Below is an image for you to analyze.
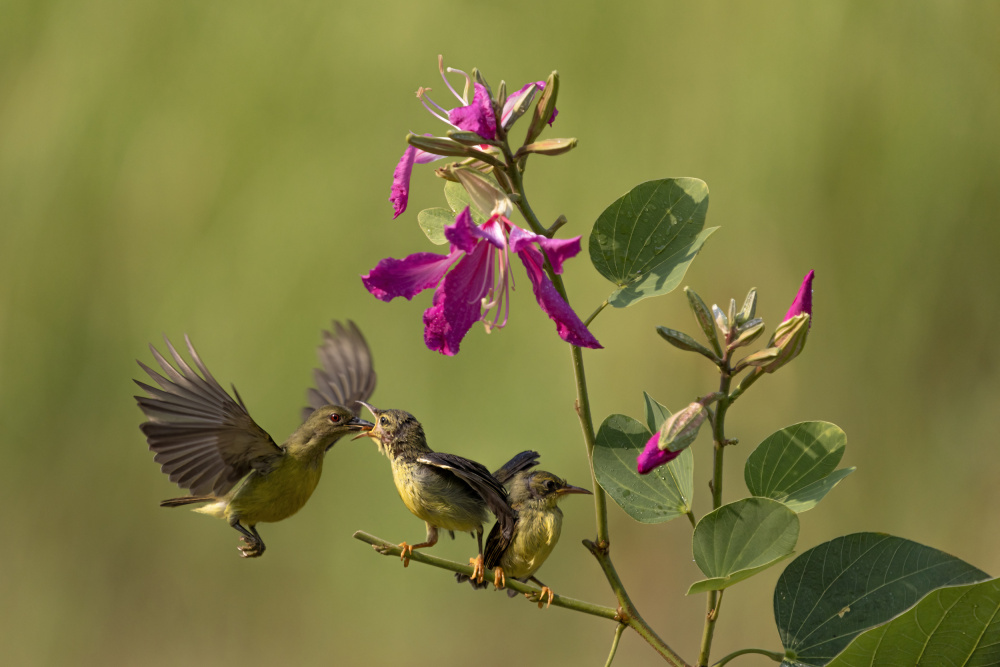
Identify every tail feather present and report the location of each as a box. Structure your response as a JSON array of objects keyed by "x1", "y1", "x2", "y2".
[{"x1": 160, "y1": 495, "x2": 215, "y2": 507}]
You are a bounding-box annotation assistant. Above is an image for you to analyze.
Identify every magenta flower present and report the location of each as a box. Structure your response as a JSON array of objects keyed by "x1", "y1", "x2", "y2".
[
  {"x1": 637, "y1": 432, "x2": 681, "y2": 475},
  {"x1": 783, "y1": 269, "x2": 814, "y2": 323},
  {"x1": 362, "y1": 207, "x2": 601, "y2": 355},
  {"x1": 389, "y1": 57, "x2": 557, "y2": 218}
]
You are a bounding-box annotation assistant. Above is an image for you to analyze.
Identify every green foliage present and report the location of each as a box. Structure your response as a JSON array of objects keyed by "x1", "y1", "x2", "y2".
[
  {"x1": 826, "y1": 578, "x2": 1000, "y2": 667},
  {"x1": 643, "y1": 391, "x2": 671, "y2": 432},
  {"x1": 418, "y1": 181, "x2": 491, "y2": 245},
  {"x1": 588, "y1": 178, "x2": 718, "y2": 308},
  {"x1": 687, "y1": 497, "x2": 799, "y2": 595},
  {"x1": 745, "y1": 422, "x2": 854, "y2": 513},
  {"x1": 774, "y1": 533, "x2": 991, "y2": 666},
  {"x1": 593, "y1": 412, "x2": 693, "y2": 524},
  {"x1": 416, "y1": 208, "x2": 451, "y2": 245}
]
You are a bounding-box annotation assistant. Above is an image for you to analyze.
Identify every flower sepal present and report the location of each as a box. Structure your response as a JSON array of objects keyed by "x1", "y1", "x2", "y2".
[
  {"x1": 407, "y1": 133, "x2": 476, "y2": 158},
  {"x1": 525, "y1": 71, "x2": 559, "y2": 146},
  {"x1": 447, "y1": 130, "x2": 501, "y2": 147}
]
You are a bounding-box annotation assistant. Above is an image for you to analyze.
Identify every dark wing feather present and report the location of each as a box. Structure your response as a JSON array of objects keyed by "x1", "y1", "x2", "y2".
[
  {"x1": 301, "y1": 320, "x2": 377, "y2": 422},
  {"x1": 492, "y1": 450, "x2": 540, "y2": 484},
  {"x1": 417, "y1": 452, "x2": 517, "y2": 541},
  {"x1": 482, "y1": 518, "x2": 508, "y2": 569},
  {"x1": 135, "y1": 335, "x2": 282, "y2": 497}
]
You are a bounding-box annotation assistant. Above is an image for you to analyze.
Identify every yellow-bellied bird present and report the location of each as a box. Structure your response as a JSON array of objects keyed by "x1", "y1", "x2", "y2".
[
  {"x1": 135, "y1": 321, "x2": 375, "y2": 558},
  {"x1": 359, "y1": 402, "x2": 537, "y2": 583}
]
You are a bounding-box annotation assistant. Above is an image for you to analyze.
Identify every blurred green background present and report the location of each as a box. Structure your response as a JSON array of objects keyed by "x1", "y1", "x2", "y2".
[{"x1": 3, "y1": 1, "x2": 999, "y2": 665}]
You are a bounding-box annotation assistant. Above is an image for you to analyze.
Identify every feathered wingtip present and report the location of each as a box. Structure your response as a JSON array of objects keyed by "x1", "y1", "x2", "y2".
[{"x1": 302, "y1": 320, "x2": 377, "y2": 422}]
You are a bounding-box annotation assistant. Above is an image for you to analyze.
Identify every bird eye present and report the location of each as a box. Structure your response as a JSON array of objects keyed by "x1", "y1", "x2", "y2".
[
  {"x1": 329, "y1": 413, "x2": 341, "y2": 423},
  {"x1": 545, "y1": 480, "x2": 557, "y2": 492},
  {"x1": 379, "y1": 416, "x2": 388, "y2": 426}
]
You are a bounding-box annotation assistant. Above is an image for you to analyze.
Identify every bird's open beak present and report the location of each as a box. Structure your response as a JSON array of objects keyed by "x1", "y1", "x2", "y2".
[
  {"x1": 556, "y1": 483, "x2": 593, "y2": 496},
  {"x1": 352, "y1": 403, "x2": 378, "y2": 440},
  {"x1": 347, "y1": 416, "x2": 374, "y2": 431}
]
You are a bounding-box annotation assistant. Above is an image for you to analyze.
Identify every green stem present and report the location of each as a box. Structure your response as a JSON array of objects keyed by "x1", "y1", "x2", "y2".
[
  {"x1": 712, "y1": 648, "x2": 784, "y2": 666},
  {"x1": 502, "y1": 147, "x2": 687, "y2": 665},
  {"x1": 605, "y1": 623, "x2": 627, "y2": 667},
  {"x1": 585, "y1": 300, "x2": 610, "y2": 327},
  {"x1": 353, "y1": 531, "x2": 619, "y2": 620},
  {"x1": 584, "y1": 541, "x2": 690, "y2": 666},
  {"x1": 698, "y1": 355, "x2": 735, "y2": 667}
]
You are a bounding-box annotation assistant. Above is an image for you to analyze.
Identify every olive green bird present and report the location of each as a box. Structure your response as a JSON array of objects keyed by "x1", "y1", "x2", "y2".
[
  {"x1": 458, "y1": 468, "x2": 591, "y2": 608},
  {"x1": 134, "y1": 321, "x2": 376, "y2": 558},
  {"x1": 359, "y1": 402, "x2": 538, "y2": 583}
]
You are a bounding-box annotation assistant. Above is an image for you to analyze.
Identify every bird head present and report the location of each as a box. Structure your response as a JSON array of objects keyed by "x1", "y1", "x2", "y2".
[
  {"x1": 514, "y1": 470, "x2": 592, "y2": 508},
  {"x1": 301, "y1": 405, "x2": 374, "y2": 451},
  {"x1": 355, "y1": 402, "x2": 424, "y2": 456}
]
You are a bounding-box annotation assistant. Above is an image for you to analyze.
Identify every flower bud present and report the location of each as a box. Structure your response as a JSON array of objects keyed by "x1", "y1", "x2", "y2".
[
  {"x1": 728, "y1": 318, "x2": 765, "y2": 351},
  {"x1": 685, "y1": 287, "x2": 723, "y2": 357},
  {"x1": 514, "y1": 137, "x2": 578, "y2": 158},
  {"x1": 657, "y1": 326, "x2": 721, "y2": 364},
  {"x1": 736, "y1": 287, "x2": 758, "y2": 327},
  {"x1": 657, "y1": 397, "x2": 716, "y2": 453},
  {"x1": 447, "y1": 130, "x2": 499, "y2": 147},
  {"x1": 759, "y1": 270, "x2": 814, "y2": 373},
  {"x1": 525, "y1": 71, "x2": 559, "y2": 146},
  {"x1": 760, "y1": 313, "x2": 810, "y2": 373},
  {"x1": 407, "y1": 133, "x2": 474, "y2": 158},
  {"x1": 502, "y1": 83, "x2": 538, "y2": 132},
  {"x1": 637, "y1": 432, "x2": 681, "y2": 475},
  {"x1": 712, "y1": 303, "x2": 729, "y2": 338}
]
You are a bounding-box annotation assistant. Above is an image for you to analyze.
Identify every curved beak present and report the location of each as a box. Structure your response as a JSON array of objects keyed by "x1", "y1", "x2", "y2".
[
  {"x1": 347, "y1": 415, "x2": 374, "y2": 431},
  {"x1": 352, "y1": 403, "x2": 379, "y2": 440},
  {"x1": 556, "y1": 483, "x2": 592, "y2": 496},
  {"x1": 357, "y1": 401, "x2": 379, "y2": 418}
]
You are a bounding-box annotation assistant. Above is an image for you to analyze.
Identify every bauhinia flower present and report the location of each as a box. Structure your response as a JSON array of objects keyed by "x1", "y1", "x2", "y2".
[
  {"x1": 362, "y1": 207, "x2": 600, "y2": 356},
  {"x1": 637, "y1": 432, "x2": 682, "y2": 475},
  {"x1": 637, "y1": 393, "x2": 720, "y2": 475},
  {"x1": 760, "y1": 269, "x2": 814, "y2": 373},
  {"x1": 389, "y1": 57, "x2": 557, "y2": 218}
]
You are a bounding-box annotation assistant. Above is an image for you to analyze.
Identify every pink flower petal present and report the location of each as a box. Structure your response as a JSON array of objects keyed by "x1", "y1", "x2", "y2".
[
  {"x1": 508, "y1": 226, "x2": 581, "y2": 274},
  {"x1": 423, "y1": 243, "x2": 493, "y2": 355},
  {"x1": 637, "y1": 433, "x2": 681, "y2": 475},
  {"x1": 448, "y1": 83, "x2": 496, "y2": 140},
  {"x1": 517, "y1": 244, "x2": 602, "y2": 349},
  {"x1": 783, "y1": 270, "x2": 815, "y2": 323},
  {"x1": 361, "y1": 251, "x2": 459, "y2": 302}
]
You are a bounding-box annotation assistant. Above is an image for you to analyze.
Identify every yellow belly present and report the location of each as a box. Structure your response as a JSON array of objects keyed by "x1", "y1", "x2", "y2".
[
  {"x1": 218, "y1": 457, "x2": 324, "y2": 525},
  {"x1": 392, "y1": 459, "x2": 487, "y2": 532},
  {"x1": 501, "y1": 509, "x2": 562, "y2": 579}
]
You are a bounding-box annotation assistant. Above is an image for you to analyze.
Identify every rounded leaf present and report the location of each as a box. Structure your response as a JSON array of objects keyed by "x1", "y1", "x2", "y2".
[
  {"x1": 774, "y1": 533, "x2": 990, "y2": 666},
  {"x1": 593, "y1": 413, "x2": 693, "y2": 524},
  {"x1": 688, "y1": 497, "x2": 799, "y2": 594}
]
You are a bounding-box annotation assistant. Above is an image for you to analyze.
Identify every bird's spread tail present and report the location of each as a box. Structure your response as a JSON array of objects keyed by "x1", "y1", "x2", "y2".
[{"x1": 160, "y1": 495, "x2": 215, "y2": 508}]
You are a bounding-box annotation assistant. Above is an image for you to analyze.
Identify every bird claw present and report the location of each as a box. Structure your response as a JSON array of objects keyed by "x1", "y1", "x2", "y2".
[
  {"x1": 469, "y1": 555, "x2": 485, "y2": 584},
  {"x1": 492, "y1": 566, "x2": 506, "y2": 590},
  {"x1": 526, "y1": 586, "x2": 555, "y2": 609},
  {"x1": 399, "y1": 542, "x2": 413, "y2": 567},
  {"x1": 238, "y1": 536, "x2": 264, "y2": 558}
]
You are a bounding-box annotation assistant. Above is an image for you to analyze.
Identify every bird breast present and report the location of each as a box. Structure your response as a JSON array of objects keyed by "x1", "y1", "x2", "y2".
[
  {"x1": 392, "y1": 459, "x2": 488, "y2": 532},
  {"x1": 503, "y1": 508, "x2": 563, "y2": 579}
]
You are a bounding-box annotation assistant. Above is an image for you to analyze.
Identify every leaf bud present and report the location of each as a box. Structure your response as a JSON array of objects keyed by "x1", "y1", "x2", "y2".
[
  {"x1": 728, "y1": 318, "x2": 765, "y2": 351},
  {"x1": 514, "y1": 137, "x2": 578, "y2": 159},
  {"x1": 736, "y1": 287, "x2": 758, "y2": 326}
]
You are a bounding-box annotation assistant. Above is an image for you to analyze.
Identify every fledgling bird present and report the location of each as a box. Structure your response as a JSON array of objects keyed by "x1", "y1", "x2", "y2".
[
  {"x1": 459, "y1": 468, "x2": 591, "y2": 608},
  {"x1": 134, "y1": 321, "x2": 376, "y2": 558},
  {"x1": 359, "y1": 402, "x2": 537, "y2": 582}
]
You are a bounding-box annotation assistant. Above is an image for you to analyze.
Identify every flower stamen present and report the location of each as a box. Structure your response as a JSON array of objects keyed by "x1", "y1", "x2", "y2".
[{"x1": 438, "y1": 54, "x2": 470, "y2": 105}]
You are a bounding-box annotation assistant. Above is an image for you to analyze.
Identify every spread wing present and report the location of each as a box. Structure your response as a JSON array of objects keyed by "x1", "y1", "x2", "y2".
[
  {"x1": 416, "y1": 451, "x2": 516, "y2": 540},
  {"x1": 302, "y1": 320, "x2": 377, "y2": 422},
  {"x1": 492, "y1": 450, "x2": 540, "y2": 484},
  {"x1": 135, "y1": 335, "x2": 282, "y2": 497}
]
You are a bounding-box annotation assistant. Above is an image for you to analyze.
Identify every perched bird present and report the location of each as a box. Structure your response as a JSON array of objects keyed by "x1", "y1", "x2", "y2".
[
  {"x1": 134, "y1": 321, "x2": 376, "y2": 558},
  {"x1": 460, "y1": 468, "x2": 591, "y2": 608},
  {"x1": 359, "y1": 402, "x2": 537, "y2": 582}
]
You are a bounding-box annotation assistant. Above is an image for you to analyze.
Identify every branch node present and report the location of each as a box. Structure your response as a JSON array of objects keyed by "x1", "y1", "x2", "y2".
[{"x1": 614, "y1": 606, "x2": 631, "y2": 624}]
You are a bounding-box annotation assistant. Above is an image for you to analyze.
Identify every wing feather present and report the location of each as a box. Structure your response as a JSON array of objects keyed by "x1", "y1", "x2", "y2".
[
  {"x1": 135, "y1": 335, "x2": 281, "y2": 497},
  {"x1": 417, "y1": 452, "x2": 517, "y2": 542},
  {"x1": 301, "y1": 321, "x2": 377, "y2": 422}
]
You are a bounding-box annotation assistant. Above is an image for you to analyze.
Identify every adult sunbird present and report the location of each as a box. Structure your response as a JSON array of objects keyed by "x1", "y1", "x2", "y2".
[
  {"x1": 460, "y1": 468, "x2": 591, "y2": 608},
  {"x1": 358, "y1": 402, "x2": 537, "y2": 582},
  {"x1": 134, "y1": 321, "x2": 376, "y2": 558}
]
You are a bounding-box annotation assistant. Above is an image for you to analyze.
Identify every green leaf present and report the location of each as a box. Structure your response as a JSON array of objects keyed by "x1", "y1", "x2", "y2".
[
  {"x1": 688, "y1": 497, "x2": 798, "y2": 594},
  {"x1": 588, "y1": 178, "x2": 717, "y2": 308},
  {"x1": 781, "y1": 468, "x2": 856, "y2": 513},
  {"x1": 444, "y1": 180, "x2": 487, "y2": 223},
  {"x1": 416, "y1": 208, "x2": 452, "y2": 245},
  {"x1": 593, "y1": 413, "x2": 693, "y2": 524},
  {"x1": 745, "y1": 421, "x2": 852, "y2": 513},
  {"x1": 642, "y1": 391, "x2": 671, "y2": 433},
  {"x1": 826, "y1": 578, "x2": 1000, "y2": 667},
  {"x1": 774, "y1": 533, "x2": 991, "y2": 666}
]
